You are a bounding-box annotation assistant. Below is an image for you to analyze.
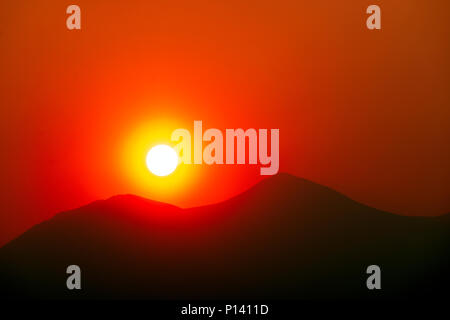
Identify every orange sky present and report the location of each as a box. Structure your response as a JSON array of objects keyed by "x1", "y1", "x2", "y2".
[{"x1": 0, "y1": 0, "x2": 449, "y2": 246}]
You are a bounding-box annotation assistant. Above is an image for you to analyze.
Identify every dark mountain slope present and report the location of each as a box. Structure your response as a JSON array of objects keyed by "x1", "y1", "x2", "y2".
[{"x1": 0, "y1": 173, "x2": 448, "y2": 299}]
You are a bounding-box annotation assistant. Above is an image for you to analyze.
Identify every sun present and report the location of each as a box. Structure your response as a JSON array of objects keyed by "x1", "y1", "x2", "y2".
[{"x1": 146, "y1": 144, "x2": 179, "y2": 176}]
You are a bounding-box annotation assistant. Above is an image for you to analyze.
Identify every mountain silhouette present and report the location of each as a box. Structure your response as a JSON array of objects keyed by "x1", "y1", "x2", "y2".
[{"x1": 0, "y1": 173, "x2": 448, "y2": 299}]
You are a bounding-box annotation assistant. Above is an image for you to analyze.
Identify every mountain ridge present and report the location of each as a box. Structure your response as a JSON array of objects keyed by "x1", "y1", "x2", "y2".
[
  {"x1": 5, "y1": 172, "x2": 445, "y2": 249},
  {"x1": 0, "y1": 173, "x2": 448, "y2": 299}
]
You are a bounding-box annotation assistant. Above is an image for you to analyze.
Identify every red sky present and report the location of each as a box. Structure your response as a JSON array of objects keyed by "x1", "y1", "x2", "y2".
[{"x1": 0, "y1": 0, "x2": 449, "y2": 246}]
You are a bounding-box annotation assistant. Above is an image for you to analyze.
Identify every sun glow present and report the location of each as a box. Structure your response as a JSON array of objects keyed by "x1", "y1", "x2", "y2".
[
  {"x1": 146, "y1": 144, "x2": 178, "y2": 176},
  {"x1": 119, "y1": 118, "x2": 199, "y2": 205}
]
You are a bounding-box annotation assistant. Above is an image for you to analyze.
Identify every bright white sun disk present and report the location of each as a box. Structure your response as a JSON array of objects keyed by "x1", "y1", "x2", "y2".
[{"x1": 146, "y1": 145, "x2": 178, "y2": 176}]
